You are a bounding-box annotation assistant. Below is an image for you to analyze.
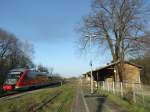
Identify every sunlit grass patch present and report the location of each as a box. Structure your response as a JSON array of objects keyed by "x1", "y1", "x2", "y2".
[
  {"x1": 0, "y1": 86, "x2": 63, "y2": 112},
  {"x1": 99, "y1": 90, "x2": 150, "y2": 112},
  {"x1": 43, "y1": 81, "x2": 76, "y2": 112}
]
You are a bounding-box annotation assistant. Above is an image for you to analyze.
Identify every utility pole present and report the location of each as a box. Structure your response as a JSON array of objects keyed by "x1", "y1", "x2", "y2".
[{"x1": 86, "y1": 34, "x2": 96, "y2": 94}]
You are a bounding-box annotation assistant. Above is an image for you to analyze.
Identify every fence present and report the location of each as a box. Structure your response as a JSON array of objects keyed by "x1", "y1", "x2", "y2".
[
  {"x1": 81, "y1": 78, "x2": 150, "y2": 109},
  {"x1": 97, "y1": 81, "x2": 150, "y2": 108}
]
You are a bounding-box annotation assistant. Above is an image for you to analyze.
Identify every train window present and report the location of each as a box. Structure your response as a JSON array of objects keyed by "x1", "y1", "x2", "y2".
[
  {"x1": 29, "y1": 70, "x2": 37, "y2": 78},
  {"x1": 24, "y1": 70, "x2": 34, "y2": 80},
  {"x1": 4, "y1": 71, "x2": 23, "y2": 84},
  {"x1": 24, "y1": 75, "x2": 31, "y2": 80},
  {"x1": 7, "y1": 72, "x2": 22, "y2": 79},
  {"x1": 37, "y1": 74, "x2": 44, "y2": 77},
  {"x1": 36, "y1": 73, "x2": 47, "y2": 78}
]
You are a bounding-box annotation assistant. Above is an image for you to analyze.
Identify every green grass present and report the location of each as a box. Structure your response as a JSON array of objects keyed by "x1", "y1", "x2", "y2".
[
  {"x1": 99, "y1": 90, "x2": 150, "y2": 112},
  {"x1": 0, "y1": 88, "x2": 5, "y2": 97},
  {"x1": 43, "y1": 81, "x2": 77, "y2": 112},
  {"x1": 0, "y1": 80, "x2": 77, "y2": 112},
  {"x1": 0, "y1": 88, "x2": 62, "y2": 112}
]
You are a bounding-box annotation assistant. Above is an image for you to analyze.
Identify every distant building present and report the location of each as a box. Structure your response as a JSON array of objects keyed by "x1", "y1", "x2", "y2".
[
  {"x1": 82, "y1": 73, "x2": 90, "y2": 81},
  {"x1": 84, "y1": 61, "x2": 143, "y2": 84}
]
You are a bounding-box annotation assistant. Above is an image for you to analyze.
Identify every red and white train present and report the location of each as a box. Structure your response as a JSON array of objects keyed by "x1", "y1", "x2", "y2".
[{"x1": 3, "y1": 68, "x2": 53, "y2": 91}]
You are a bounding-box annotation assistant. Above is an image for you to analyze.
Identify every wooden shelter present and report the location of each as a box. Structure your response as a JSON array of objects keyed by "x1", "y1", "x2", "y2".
[{"x1": 85, "y1": 61, "x2": 143, "y2": 84}]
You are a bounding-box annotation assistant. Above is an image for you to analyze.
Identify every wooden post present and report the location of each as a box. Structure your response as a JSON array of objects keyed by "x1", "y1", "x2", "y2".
[
  {"x1": 61, "y1": 81, "x2": 62, "y2": 86},
  {"x1": 97, "y1": 72, "x2": 99, "y2": 89},
  {"x1": 132, "y1": 83, "x2": 136, "y2": 103},
  {"x1": 80, "y1": 77, "x2": 82, "y2": 87},
  {"x1": 102, "y1": 81, "x2": 105, "y2": 90},
  {"x1": 120, "y1": 82, "x2": 123, "y2": 97},
  {"x1": 113, "y1": 81, "x2": 115, "y2": 94},
  {"x1": 107, "y1": 80, "x2": 110, "y2": 92},
  {"x1": 139, "y1": 75, "x2": 141, "y2": 84},
  {"x1": 141, "y1": 84, "x2": 145, "y2": 106}
]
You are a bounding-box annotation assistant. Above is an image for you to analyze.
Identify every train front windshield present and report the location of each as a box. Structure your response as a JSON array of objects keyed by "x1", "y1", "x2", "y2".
[{"x1": 4, "y1": 71, "x2": 23, "y2": 85}]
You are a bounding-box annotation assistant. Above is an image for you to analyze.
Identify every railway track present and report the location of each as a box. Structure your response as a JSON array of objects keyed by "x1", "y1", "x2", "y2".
[
  {"x1": 0, "y1": 82, "x2": 61, "y2": 101},
  {"x1": 30, "y1": 91, "x2": 63, "y2": 112},
  {"x1": 0, "y1": 89, "x2": 47, "y2": 103},
  {"x1": 57, "y1": 95, "x2": 68, "y2": 112},
  {"x1": 0, "y1": 91, "x2": 31, "y2": 102},
  {"x1": 30, "y1": 91, "x2": 71, "y2": 112}
]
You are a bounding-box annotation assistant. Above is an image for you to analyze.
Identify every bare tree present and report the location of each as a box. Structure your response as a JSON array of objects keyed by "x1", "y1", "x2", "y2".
[
  {"x1": 0, "y1": 29, "x2": 15, "y2": 59},
  {"x1": 0, "y1": 28, "x2": 34, "y2": 84},
  {"x1": 77, "y1": 0, "x2": 150, "y2": 82},
  {"x1": 37, "y1": 64, "x2": 49, "y2": 73}
]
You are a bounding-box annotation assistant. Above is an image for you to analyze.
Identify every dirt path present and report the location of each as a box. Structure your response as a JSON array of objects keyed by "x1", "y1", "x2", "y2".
[
  {"x1": 71, "y1": 79, "x2": 89, "y2": 112},
  {"x1": 71, "y1": 79, "x2": 128, "y2": 112}
]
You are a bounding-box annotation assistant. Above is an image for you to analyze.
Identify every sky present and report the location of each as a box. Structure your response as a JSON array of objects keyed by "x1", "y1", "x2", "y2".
[{"x1": 0, "y1": 0, "x2": 111, "y2": 77}]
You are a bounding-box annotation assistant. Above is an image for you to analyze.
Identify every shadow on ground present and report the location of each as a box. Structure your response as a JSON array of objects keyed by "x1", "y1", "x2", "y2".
[
  {"x1": 96, "y1": 96, "x2": 107, "y2": 112},
  {"x1": 84, "y1": 94, "x2": 107, "y2": 112}
]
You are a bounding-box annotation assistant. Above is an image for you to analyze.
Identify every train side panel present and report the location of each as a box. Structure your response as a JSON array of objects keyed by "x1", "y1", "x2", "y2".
[
  {"x1": 15, "y1": 70, "x2": 50, "y2": 90},
  {"x1": 3, "y1": 68, "x2": 59, "y2": 91}
]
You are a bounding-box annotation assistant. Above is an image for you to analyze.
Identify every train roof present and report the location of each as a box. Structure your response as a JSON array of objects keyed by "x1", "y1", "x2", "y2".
[
  {"x1": 10, "y1": 68, "x2": 49, "y2": 75},
  {"x1": 10, "y1": 68, "x2": 26, "y2": 72}
]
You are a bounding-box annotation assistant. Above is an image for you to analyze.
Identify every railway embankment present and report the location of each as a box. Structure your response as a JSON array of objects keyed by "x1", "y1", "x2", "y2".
[{"x1": 0, "y1": 80, "x2": 77, "y2": 112}]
